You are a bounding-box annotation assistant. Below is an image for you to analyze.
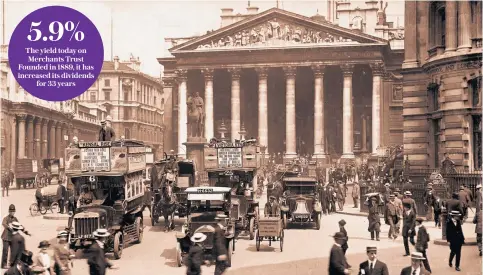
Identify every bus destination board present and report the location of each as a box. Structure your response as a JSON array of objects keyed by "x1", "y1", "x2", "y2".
[
  {"x1": 218, "y1": 147, "x2": 242, "y2": 168},
  {"x1": 80, "y1": 147, "x2": 111, "y2": 172}
]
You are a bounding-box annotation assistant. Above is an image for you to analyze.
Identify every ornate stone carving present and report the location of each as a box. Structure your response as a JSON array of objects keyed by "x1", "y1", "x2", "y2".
[
  {"x1": 340, "y1": 64, "x2": 354, "y2": 76},
  {"x1": 370, "y1": 62, "x2": 385, "y2": 76},
  {"x1": 175, "y1": 69, "x2": 188, "y2": 81},
  {"x1": 201, "y1": 68, "x2": 215, "y2": 81},
  {"x1": 440, "y1": 156, "x2": 456, "y2": 174},
  {"x1": 311, "y1": 64, "x2": 326, "y2": 77},
  {"x1": 392, "y1": 84, "x2": 403, "y2": 101},
  {"x1": 283, "y1": 66, "x2": 297, "y2": 77},
  {"x1": 255, "y1": 67, "x2": 269, "y2": 78},
  {"x1": 388, "y1": 27, "x2": 404, "y2": 41},
  {"x1": 16, "y1": 114, "x2": 27, "y2": 122},
  {"x1": 228, "y1": 68, "x2": 242, "y2": 79},
  {"x1": 195, "y1": 18, "x2": 356, "y2": 50}
]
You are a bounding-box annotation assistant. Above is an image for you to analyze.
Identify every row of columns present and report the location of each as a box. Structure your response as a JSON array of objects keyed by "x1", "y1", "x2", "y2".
[
  {"x1": 175, "y1": 64, "x2": 384, "y2": 159},
  {"x1": 11, "y1": 114, "x2": 72, "y2": 162}
]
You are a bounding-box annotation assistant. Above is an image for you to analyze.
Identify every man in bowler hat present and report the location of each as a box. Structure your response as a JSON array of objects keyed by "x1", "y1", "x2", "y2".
[
  {"x1": 328, "y1": 232, "x2": 350, "y2": 275},
  {"x1": 402, "y1": 203, "x2": 416, "y2": 256},
  {"x1": 357, "y1": 246, "x2": 389, "y2": 275},
  {"x1": 446, "y1": 210, "x2": 465, "y2": 271}
]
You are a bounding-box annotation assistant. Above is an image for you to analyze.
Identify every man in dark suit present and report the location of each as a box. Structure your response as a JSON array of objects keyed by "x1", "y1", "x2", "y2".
[
  {"x1": 367, "y1": 197, "x2": 381, "y2": 241},
  {"x1": 328, "y1": 232, "x2": 350, "y2": 275},
  {"x1": 446, "y1": 192, "x2": 464, "y2": 218},
  {"x1": 433, "y1": 196, "x2": 443, "y2": 228},
  {"x1": 423, "y1": 185, "x2": 435, "y2": 221},
  {"x1": 2, "y1": 204, "x2": 19, "y2": 268},
  {"x1": 56, "y1": 182, "x2": 67, "y2": 214},
  {"x1": 98, "y1": 119, "x2": 115, "y2": 142},
  {"x1": 213, "y1": 214, "x2": 229, "y2": 275},
  {"x1": 402, "y1": 191, "x2": 418, "y2": 216},
  {"x1": 319, "y1": 184, "x2": 329, "y2": 214},
  {"x1": 446, "y1": 210, "x2": 465, "y2": 271},
  {"x1": 399, "y1": 252, "x2": 431, "y2": 275},
  {"x1": 385, "y1": 195, "x2": 399, "y2": 240},
  {"x1": 85, "y1": 229, "x2": 117, "y2": 275},
  {"x1": 8, "y1": 222, "x2": 25, "y2": 268},
  {"x1": 4, "y1": 250, "x2": 33, "y2": 275},
  {"x1": 357, "y1": 246, "x2": 389, "y2": 275},
  {"x1": 185, "y1": 233, "x2": 206, "y2": 275},
  {"x1": 402, "y1": 203, "x2": 416, "y2": 256},
  {"x1": 338, "y1": 219, "x2": 349, "y2": 255},
  {"x1": 475, "y1": 184, "x2": 482, "y2": 256},
  {"x1": 458, "y1": 186, "x2": 470, "y2": 221},
  {"x1": 415, "y1": 217, "x2": 431, "y2": 272}
]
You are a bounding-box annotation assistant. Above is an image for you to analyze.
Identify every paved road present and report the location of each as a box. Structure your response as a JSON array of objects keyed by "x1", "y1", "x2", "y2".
[{"x1": 1, "y1": 188, "x2": 481, "y2": 275}]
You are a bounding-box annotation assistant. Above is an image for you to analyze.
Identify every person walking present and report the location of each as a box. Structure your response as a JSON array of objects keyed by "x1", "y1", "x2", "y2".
[
  {"x1": 402, "y1": 191, "x2": 418, "y2": 216},
  {"x1": 328, "y1": 232, "x2": 350, "y2": 275},
  {"x1": 352, "y1": 181, "x2": 360, "y2": 208},
  {"x1": 213, "y1": 214, "x2": 229, "y2": 275},
  {"x1": 393, "y1": 189, "x2": 403, "y2": 235},
  {"x1": 415, "y1": 217, "x2": 431, "y2": 273},
  {"x1": 458, "y1": 186, "x2": 470, "y2": 221},
  {"x1": 2, "y1": 205, "x2": 21, "y2": 268},
  {"x1": 34, "y1": 241, "x2": 53, "y2": 275},
  {"x1": 402, "y1": 203, "x2": 416, "y2": 256},
  {"x1": 475, "y1": 190, "x2": 482, "y2": 256},
  {"x1": 4, "y1": 250, "x2": 34, "y2": 275},
  {"x1": 141, "y1": 185, "x2": 152, "y2": 217},
  {"x1": 385, "y1": 194, "x2": 399, "y2": 240},
  {"x1": 85, "y1": 229, "x2": 117, "y2": 275},
  {"x1": 446, "y1": 210, "x2": 465, "y2": 271},
  {"x1": 319, "y1": 183, "x2": 329, "y2": 215},
  {"x1": 56, "y1": 182, "x2": 66, "y2": 214},
  {"x1": 9, "y1": 222, "x2": 26, "y2": 268},
  {"x1": 367, "y1": 197, "x2": 381, "y2": 241},
  {"x1": 53, "y1": 231, "x2": 73, "y2": 275},
  {"x1": 338, "y1": 220, "x2": 349, "y2": 255},
  {"x1": 185, "y1": 233, "x2": 206, "y2": 275},
  {"x1": 423, "y1": 185, "x2": 435, "y2": 221},
  {"x1": 399, "y1": 252, "x2": 431, "y2": 275},
  {"x1": 2, "y1": 171, "x2": 9, "y2": 197},
  {"x1": 357, "y1": 246, "x2": 389, "y2": 275},
  {"x1": 433, "y1": 195, "x2": 443, "y2": 228}
]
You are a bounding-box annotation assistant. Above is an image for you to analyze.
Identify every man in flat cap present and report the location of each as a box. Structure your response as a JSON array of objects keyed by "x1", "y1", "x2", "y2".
[
  {"x1": 446, "y1": 210, "x2": 465, "y2": 271},
  {"x1": 98, "y1": 116, "x2": 115, "y2": 141},
  {"x1": 328, "y1": 232, "x2": 350, "y2": 275},
  {"x1": 264, "y1": 196, "x2": 280, "y2": 217},
  {"x1": 402, "y1": 191, "x2": 418, "y2": 216},
  {"x1": 402, "y1": 203, "x2": 416, "y2": 256},
  {"x1": 357, "y1": 246, "x2": 389, "y2": 275},
  {"x1": 385, "y1": 194, "x2": 399, "y2": 240},
  {"x1": 415, "y1": 217, "x2": 431, "y2": 272},
  {"x1": 399, "y1": 252, "x2": 431, "y2": 275}
]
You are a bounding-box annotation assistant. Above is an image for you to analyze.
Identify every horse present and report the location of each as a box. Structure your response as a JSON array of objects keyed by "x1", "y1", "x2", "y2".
[
  {"x1": 187, "y1": 100, "x2": 204, "y2": 138},
  {"x1": 159, "y1": 183, "x2": 177, "y2": 232}
]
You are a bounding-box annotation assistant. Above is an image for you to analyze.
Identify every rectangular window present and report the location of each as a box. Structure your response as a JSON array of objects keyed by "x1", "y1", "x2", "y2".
[
  {"x1": 105, "y1": 92, "x2": 110, "y2": 101},
  {"x1": 104, "y1": 79, "x2": 110, "y2": 87},
  {"x1": 433, "y1": 119, "x2": 441, "y2": 168},
  {"x1": 473, "y1": 115, "x2": 482, "y2": 170},
  {"x1": 124, "y1": 92, "x2": 129, "y2": 101},
  {"x1": 90, "y1": 92, "x2": 96, "y2": 101}
]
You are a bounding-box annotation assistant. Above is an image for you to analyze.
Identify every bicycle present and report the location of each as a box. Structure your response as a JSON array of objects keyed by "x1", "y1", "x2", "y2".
[{"x1": 29, "y1": 196, "x2": 59, "y2": 216}]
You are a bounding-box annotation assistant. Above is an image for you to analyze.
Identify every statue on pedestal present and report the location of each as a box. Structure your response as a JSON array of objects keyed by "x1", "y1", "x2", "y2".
[{"x1": 187, "y1": 92, "x2": 204, "y2": 138}]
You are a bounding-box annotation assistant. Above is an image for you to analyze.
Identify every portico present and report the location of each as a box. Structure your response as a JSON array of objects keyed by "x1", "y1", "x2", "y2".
[{"x1": 159, "y1": 8, "x2": 403, "y2": 160}]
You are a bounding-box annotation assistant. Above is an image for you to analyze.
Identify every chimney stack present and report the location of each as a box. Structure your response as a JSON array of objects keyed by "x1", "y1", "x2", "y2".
[
  {"x1": 113, "y1": 56, "x2": 120, "y2": 70},
  {"x1": 246, "y1": 6, "x2": 258, "y2": 15},
  {"x1": 221, "y1": 8, "x2": 233, "y2": 16}
]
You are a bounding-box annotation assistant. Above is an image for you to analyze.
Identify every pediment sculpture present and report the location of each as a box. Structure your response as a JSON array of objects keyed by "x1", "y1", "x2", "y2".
[
  {"x1": 196, "y1": 18, "x2": 357, "y2": 50},
  {"x1": 388, "y1": 27, "x2": 404, "y2": 40}
]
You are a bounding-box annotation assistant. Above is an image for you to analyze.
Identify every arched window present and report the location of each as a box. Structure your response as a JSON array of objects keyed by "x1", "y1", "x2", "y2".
[{"x1": 351, "y1": 16, "x2": 363, "y2": 31}]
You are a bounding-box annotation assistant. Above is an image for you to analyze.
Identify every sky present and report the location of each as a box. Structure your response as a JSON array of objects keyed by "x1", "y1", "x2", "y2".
[{"x1": 2, "y1": 0, "x2": 404, "y2": 77}]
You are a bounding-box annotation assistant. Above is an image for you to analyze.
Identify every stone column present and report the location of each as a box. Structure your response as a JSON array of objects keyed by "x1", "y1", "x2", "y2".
[
  {"x1": 34, "y1": 117, "x2": 41, "y2": 159},
  {"x1": 284, "y1": 66, "x2": 297, "y2": 158},
  {"x1": 457, "y1": 1, "x2": 472, "y2": 52},
  {"x1": 229, "y1": 68, "x2": 241, "y2": 141},
  {"x1": 61, "y1": 127, "x2": 68, "y2": 155},
  {"x1": 255, "y1": 67, "x2": 268, "y2": 149},
  {"x1": 26, "y1": 116, "x2": 34, "y2": 158},
  {"x1": 17, "y1": 115, "x2": 27, "y2": 159},
  {"x1": 202, "y1": 68, "x2": 215, "y2": 140},
  {"x1": 403, "y1": 0, "x2": 419, "y2": 68},
  {"x1": 445, "y1": 0, "x2": 457, "y2": 53},
  {"x1": 10, "y1": 117, "x2": 16, "y2": 169},
  {"x1": 55, "y1": 124, "x2": 62, "y2": 158},
  {"x1": 361, "y1": 115, "x2": 367, "y2": 152},
  {"x1": 176, "y1": 69, "x2": 188, "y2": 159},
  {"x1": 341, "y1": 64, "x2": 355, "y2": 158},
  {"x1": 370, "y1": 63, "x2": 384, "y2": 155},
  {"x1": 49, "y1": 122, "x2": 56, "y2": 158},
  {"x1": 312, "y1": 65, "x2": 327, "y2": 159},
  {"x1": 41, "y1": 119, "x2": 48, "y2": 158}
]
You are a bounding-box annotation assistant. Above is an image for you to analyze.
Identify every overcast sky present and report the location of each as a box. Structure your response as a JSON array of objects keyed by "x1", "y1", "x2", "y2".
[{"x1": 2, "y1": 0, "x2": 404, "y2": 77}]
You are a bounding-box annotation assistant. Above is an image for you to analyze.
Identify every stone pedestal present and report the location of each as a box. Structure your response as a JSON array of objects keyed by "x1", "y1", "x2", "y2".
[{"x1": 183, "y1": 137, "x2": 207, "y2": 172}]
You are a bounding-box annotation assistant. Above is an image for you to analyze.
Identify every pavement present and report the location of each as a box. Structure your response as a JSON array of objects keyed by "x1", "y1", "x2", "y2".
[{"x1": 1, "y1": 185, "x2": 481, "y2": 275}]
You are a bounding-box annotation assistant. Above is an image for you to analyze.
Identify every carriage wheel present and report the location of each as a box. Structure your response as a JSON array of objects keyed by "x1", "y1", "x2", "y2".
[
  {"x1": 255, "y1": 231, "x2": 260, "y2": 251},
  {"x1": 280, "y1": 230, "x2": 284, "y2": 252},
  {"x1": 135, "y1": 217, "x2": 143, "y2": 243},
  {"x1": 39, "y1": 203, "x2": 48, "y2": 215},
  {"x1": 227, "y1": 240, "x2": 233, "y2": 267},
  {"x1": 29, "y1": 203, "x2": 40, "y2": 216},
  {"x1": 175, "y1": 242, "x2": 183, "y2": 267},
  {"x1": 50, "y1": 202, "x2": 59, "y2": 213},
  {"x1": 113, "y1": 231, "x2": 123, "y2": 259},
  {"x1": 315, "y1": 213, "x2": 321, "y2": 230},
  {"x1": 282, "y1": 214, "x2": 288, "y2": 229},
  {"x1": 249, "y1": 217, "x2": 255, "y2": 240}
]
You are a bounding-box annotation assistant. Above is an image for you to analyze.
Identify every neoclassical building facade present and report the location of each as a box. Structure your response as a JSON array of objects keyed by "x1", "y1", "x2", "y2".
[
  {"x1": 402, "y1": 0, "x2": 482, "y2": 170},
  {"x1": 159, "y1": 7, "x2": 405, "y2": 161}
]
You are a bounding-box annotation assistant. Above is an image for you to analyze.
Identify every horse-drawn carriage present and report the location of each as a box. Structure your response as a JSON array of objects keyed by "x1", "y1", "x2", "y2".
[
  {"x1": 64, "y1": 140, "x2": 146, "y2": 259},
  {"x1": 150, "y1": 155, "x2": 198, "y2": 229},
  {"x1": 175, "y1": 186, "x2": 235, "y2": 267}
]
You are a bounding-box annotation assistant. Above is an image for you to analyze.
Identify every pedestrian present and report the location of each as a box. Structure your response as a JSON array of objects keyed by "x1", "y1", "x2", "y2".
[
  {"x1": 2, "y1": 171, "x2": 9, "y2": 197},
  {"x1": 393, "y1": 189, "x2": 403, "y2": 235},
  {"x1": 475, "y1": 185, "x2": 483, "y2": 257},
  {"x1": 53, "y1": 231, "x2": 73, "y2": 275},
  {"x1": 446, "y1": 210, "x2": 465, "y2": 271},
  {"x1": 9, "y1": 222, "x2": 26, "y2": 268},
  {"x1": 319, "y1": 183, "x2": 329, "y2": 215},
  {"x1": 185, "y1": 233, "x2": 206, "y2": 275},
  {"x1": 433, "y1": 195, "x2": 443, "y2": 228},
  {"x1": 141, "y1": 185, "x2": 152, "y2": 217},
  {"x1": 34, "y1": 241, "x2": 53, "y2": 275},
  {"x1": 4, "y1": 250, "x2": 34, "y2": 275},
  {"x1": 402, "y1": 191, "x2": 418, "y2": 216},
  {"x1": 337, "y1": 181, "x2": 345, "y2": 211},
  {"x1": 367, "y1": 196, "x2": 381, "y2": 241},
  {"x1": 2, "y1": 206, "x2": 29, "y2": 269},
  {"x1": 446, "y1": 192, "x2": 464, "y2": 217},
  {"x1": 338, "y1": 219, "x2": 348, "y2": 255},
  {"x1": 423, "y1": 185, "x2": 435, "y2": 221},
  {"x1": 213, "y1": 214, "x2": 229, "y2": 275},
  {"x1": 414, "y1": 217, "x2": 431, "y2": 272},
  {"x1": 56, "y1": 182, "x2": 66, "y2": 214},
  {"x1": 357, "y1": 246, "x2": 389, "y2": 275},
  {"x1": 385, "y1": 194, "x2": 399, "y2": 240},
  {"x1": 462, "y1": 183, "x2": 474, "y2": 206},
  {"x1": 399, "y1": 251, "x2": 430, "y2": 275},
  {"x1": 352, "y1": 181, "x2": 360, "y2": 208},
  {"x1": 328, "y1": 232, "x2": 350, "y2": 275},
  {"x1": 329, "y1": 184, "x2": 337, "y2": 213},
  {"x1": 476, "y1": 184, "x2": 482, "y2": 209},
  {"x1": 85, "y1": 229, "x2": 117, "y2": 275},
  {"x1": 98, "y1": 120, "x2": 115, "y2": 142},
  {"x1": 402, "y1": 203, "x2": 416, "y2": 256},
  {"x1": 458, "y1": 186, "x2": 470, "y2": 221},
  {"x1": 8, "y1": 169, "x2": 14, "y2": 188}
]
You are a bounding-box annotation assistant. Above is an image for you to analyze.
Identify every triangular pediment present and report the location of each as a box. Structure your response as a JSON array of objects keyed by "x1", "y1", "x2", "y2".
[{"x1": 170, "y1": 8, "x2": 387, "y2": 53}]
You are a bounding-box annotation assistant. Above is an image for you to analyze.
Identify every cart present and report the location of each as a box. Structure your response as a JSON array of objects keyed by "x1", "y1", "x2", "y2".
[
  {"x1": 255, "y1": 216, "x2": 284, "y2": 252},
  {"x1": 29, "y1": 184, "x2": 59, "y2": 216}
]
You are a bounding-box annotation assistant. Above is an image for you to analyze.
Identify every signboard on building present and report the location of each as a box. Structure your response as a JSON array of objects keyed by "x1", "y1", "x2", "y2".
[
  {"x1": 80, "y1": 147, "x2": 111, "y2": 172},
  {"x1": 218, "y1": 147, "x2": 242, "y2": 168}
]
